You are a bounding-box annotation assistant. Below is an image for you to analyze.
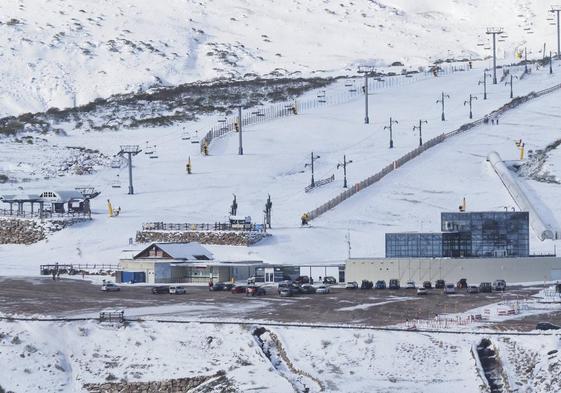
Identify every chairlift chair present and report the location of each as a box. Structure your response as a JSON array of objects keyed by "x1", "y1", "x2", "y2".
[
  {"x1": 149, "y1": 145, "x2": 159, "y2": 159},
  {"x1": 110, "y1": 157, "x2": 122, "y2": 169},
  {"x1": 112, "y1": 175, "x2": 121, "y2": 189}
]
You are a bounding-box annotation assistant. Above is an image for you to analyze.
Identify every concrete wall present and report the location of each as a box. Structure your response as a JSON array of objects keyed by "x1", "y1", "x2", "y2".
[{"x1": 346, "y1": 257, "x2": 561, "y2": 285}]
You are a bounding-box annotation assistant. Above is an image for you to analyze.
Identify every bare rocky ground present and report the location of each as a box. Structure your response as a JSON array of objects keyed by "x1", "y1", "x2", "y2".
[{"x1": 0, "y1": 277, "x2": 550, "y2": 329}]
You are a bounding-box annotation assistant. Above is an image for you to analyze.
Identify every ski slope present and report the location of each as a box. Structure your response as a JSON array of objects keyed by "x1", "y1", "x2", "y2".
[
  {"x1": 0, "y1": 0, "x2": 557, "y2": 116},
  {"x1": 1, "y1": 61, "x2": 561, "y2": 275}
]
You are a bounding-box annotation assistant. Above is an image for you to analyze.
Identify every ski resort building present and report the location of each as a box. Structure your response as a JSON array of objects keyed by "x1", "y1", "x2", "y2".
[
  {"x1": 385, "y1": 211, "x2": 530, "y2": 258},
  {"x1": 117, "y1": 242, "x2": 344, "y2": 284},
  {"x1": 1, "y1": 189, "x2": 92, "y2": 216}
]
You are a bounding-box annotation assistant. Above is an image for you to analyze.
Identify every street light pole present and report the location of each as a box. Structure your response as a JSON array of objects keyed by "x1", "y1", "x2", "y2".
[
  {"x1": 337, "y1": 155, "x2": 353, "y2": 188},
  {"x1": 479, "y1": 72, "x2": 491, "y2": 100},
  {"x1": 436, "y1": 92, "x2": 450, "y2": 121},
  {"x1": 464, "y1": 94, "x2": 478, "y2": 119},
  {"x1": 307, "y1": 152, "x2": 321, "y2": 188},
  {"x1": 506, "y1": 75, "x2": 519, "y2": 99},
  {"x1": 384, "y1": 117, "x2": 399, "y2": 149},
  {"x1": 486, "y1": 27, "x2": 504, "y2": 84},
  {"x1": 413, "y1": 120, "x2": 428, "y2": 147}
]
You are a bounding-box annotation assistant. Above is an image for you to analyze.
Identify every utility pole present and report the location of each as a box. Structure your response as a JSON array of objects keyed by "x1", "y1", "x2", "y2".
[
  {"x1": 486, "y1": 27, "x2": 504, "y2": 84},
  {"x1": 551, "y1": 51, "x2": 555, "y2": 74},
  {"x1": 505, "y1": 75, "x2": 519, "y2": 99},
  {"x1": 551, "y1": 6, "x2": 561, "y2": 60},
  {"x1": 464, "y1": 94, "x2": 478, "y2": 119},
  {"x1": 478, "y1": 72, "x2": 491, "y2": 100},
  {"x1": 524, "y1": 47, "x2": 528, "y2": 73},
  {"x1": 358, "y1": 65, "x2": 377, "y2": 124},
  {"x1": 305, "y1": 152, "x2": 321, "y2": 188},
  {"x1": 413, "y1": 120, "x2": 428, "y2": 147},
  {"x1": 384, "y1": 117, "x2": 399, "y2": 149},
  {"x1": 337, "y1": 155, "x2": 353, "y2": 188},
  {"x1": 117, "y1": 145, "x2": 142, "y2": 195},
  {"x1": 436, "y1": 92, "x2": 450, "y2": 121},
  {"x1": 238, "y1": 106, "x2": 243, "y2": 155}
]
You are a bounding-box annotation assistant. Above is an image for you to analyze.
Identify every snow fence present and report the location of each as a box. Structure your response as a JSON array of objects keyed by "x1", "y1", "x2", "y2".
[{"x1": 305, "y1": 81, "x2": 561, "y2": 222}]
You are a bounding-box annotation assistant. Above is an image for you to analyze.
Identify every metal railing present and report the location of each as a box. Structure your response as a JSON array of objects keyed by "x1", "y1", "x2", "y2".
[
  {"x1": 0, "y1": 209, "x2": 91, "y2": 220},
  {"x1": 142, "y1": 222, "x2": 265, "y2": 233}
]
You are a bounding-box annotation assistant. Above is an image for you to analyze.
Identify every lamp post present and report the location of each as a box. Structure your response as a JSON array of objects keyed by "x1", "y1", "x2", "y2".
[
  {"x1": 436, "y1": 92, "x2": 450, "y2": 121},
  {"x1": 384, "y1": 118, "x2": 399, "y2": 149},
  {"x1": 413, "y1": 120, "x2": 428, "y2": 147},
  {"x1": 478, "y1": 72, "x2": 491, "y2": 100},
  {"x1": 464, "y1": 94, "x2": 478, "y2": 119},
  {"x1": 505, "y1": 74, "x2": 519, "y2": 99},
  {"x1": 305, "y1": 152, "x2": 321, "y2": 188},
  {"x1": 337, "y1": 155, "x2": 353, "y2": 188}
]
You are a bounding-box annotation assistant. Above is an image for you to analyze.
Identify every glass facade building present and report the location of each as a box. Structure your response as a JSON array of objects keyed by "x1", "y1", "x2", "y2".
[{"x1": 385, "y1": 211, "x2": 530, "y2": 258}]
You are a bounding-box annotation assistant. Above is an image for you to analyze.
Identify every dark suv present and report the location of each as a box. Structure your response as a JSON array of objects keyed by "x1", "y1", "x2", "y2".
[
  {"x1": 323, "y1": 276, "x2": 337, "y2": 285},
  {"x1": 435, "y1": 280, "x2": 445, "y2": 289},
  {"x1": 375, "y1": 280, "x2": 387, "y2": 289},
  {"x1": 423, "y1": 281, "x2": 432, "y2": 289},
  {"x1": 151, "y1": 286, "x2": 170, "y2": 294},
  {"x1": 389, "y1": 279, "x2": 400, "y2": 290}
]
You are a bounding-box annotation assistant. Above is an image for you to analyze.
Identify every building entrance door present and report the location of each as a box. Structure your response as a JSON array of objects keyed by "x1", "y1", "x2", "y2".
[{"x1": 264, "y1": 268, "x2": 274, "y2": 283}]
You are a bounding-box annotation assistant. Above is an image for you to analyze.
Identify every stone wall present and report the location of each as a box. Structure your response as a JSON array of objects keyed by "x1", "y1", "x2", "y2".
[
  {"x1": 82, "y1": 371, "x2": 231, "y2": 393},
  {"x1": 135, "y1": 230, "x2": 270, "y2": 246},
  {"x1": 0, "y1": 217, "x2": 89, "y2": 245}
]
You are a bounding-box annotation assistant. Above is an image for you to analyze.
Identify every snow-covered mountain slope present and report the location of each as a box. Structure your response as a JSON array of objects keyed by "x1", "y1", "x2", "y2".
[
  {"x1": 0, "y1": 0, "x2": 556, "y2": 116},
  {"x1": 1, "y1": 61, "x2": 561, "y2": 275}
]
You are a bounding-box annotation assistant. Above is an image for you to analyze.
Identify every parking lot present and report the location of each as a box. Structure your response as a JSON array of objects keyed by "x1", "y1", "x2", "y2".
[{"x1": 0, "y1": 277, "x2": 554, "y2": 329}]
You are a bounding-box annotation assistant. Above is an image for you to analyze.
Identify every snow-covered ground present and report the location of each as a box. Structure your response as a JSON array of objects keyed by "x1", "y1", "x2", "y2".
[
  {"x1": 2, "y1": 317, "x2": 560, "y2": 393},
  {"x1": 1, "y1": 61, "x2": 561, "y2": 276},
  {"x1": 0, "y1": 0, "x2": 557, "y2": 115}
]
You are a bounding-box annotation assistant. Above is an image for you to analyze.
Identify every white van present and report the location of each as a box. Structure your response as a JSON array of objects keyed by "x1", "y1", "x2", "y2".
[
  {"x1": 444, "y1": 283, "x2": 456, "y2": 294},
  {"x1": 169, "y1": 285, "x2": 186, "y2": 295}
]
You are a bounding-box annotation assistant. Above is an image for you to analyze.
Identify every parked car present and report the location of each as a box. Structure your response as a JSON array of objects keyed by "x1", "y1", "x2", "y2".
[
  {"x1": 278, "y1": 281, "x2": 294, "y2": 295},
  {"x1": 435, "y1": 280, "x2": 446, "y2": 289},
  {"x1": 209, "y1": 282, "x2": 226, "y2": 291},
  {"x1": 457, "y1": 278, "x2": 468, "y2": 289},
  {"x1": 423, "y1": 281, "x2": 432, "y2": 289},
  {"x1": 245, "y1": 286, "x2": 266, "y2": 296},
  {"x1": 323, "y1": 276, "x2": 337, "y2": 285},
  {"x1": 375, "y1": 280, "x2": 387, "y2": 289},
  {"x1": 467, "y1": 285, "x2": 480, "y2": 294},
  {"x1": 279, "y1": 288, "x2": 295, "y2": 297},
  {"x1": 247, "y1": 276, "x2": 256, "y2": 285},
  {"x1": 169, "y1": 285, "x2": 186, "y2": 295},
  {"x1": 389, "y1": 279, "x2": 400, "y2": 290},
  {"x1": 493, "y1": 280, "x2": 507, "y2": 292},
  {"x1": 294, "y1": 276, "x2": 310, "y2": 284},
  {"x1": 300, "y1": 284, "x2": 317, "y2": 294},
  {"x1": 536, "y1": 322, "x2": 561, "y2": 331},
  {"x1": 316, "y1": 285, "x2": 331, "y2": 294},
  {"x1": 231, "y1": 285, "x2": 247, "y2": 294},
  {"x1": 151, "y1": 286, "x2": 170, "y2": 294},
  {"x1": 345, "y1": 281, "x2": 359, "y2": 290},
  {"x1": 101, "y1": 282, "x2": 120, "y2": 292},
  {"x1": 360, "y1": 280, "x2": 373, "y2": 290},
  {"x1": 479, "y1": 282, "x2": 493, "y2": 293},
  {"x1": 406, "y1": 280, "x2": 416, "y2": 289},
  {"x1": 444, "y1": 283, "x2": 456, "y2": 294},
  {"x1": 417, "y1": 288, "x2": 428, "y2": 296}
]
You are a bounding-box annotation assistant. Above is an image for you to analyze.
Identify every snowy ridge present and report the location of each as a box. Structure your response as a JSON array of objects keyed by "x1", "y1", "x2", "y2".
[{"x1": 0, "y1": 0, "x2": 556, "y2": 116}]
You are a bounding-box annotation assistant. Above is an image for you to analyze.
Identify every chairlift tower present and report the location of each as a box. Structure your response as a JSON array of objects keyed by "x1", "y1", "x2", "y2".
[
  {"x1": 551, "y1": 6, "x2": 561, "y2": 60},
  {"x1": 358, "y1": 65, "x2": 377, "y2": 124},
  {"x1": 486, "y1": 27, "x2": 504, "y2": 84},
  {"x1": 117, "y1": 145, "x2": 142, "y2": 195}
]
